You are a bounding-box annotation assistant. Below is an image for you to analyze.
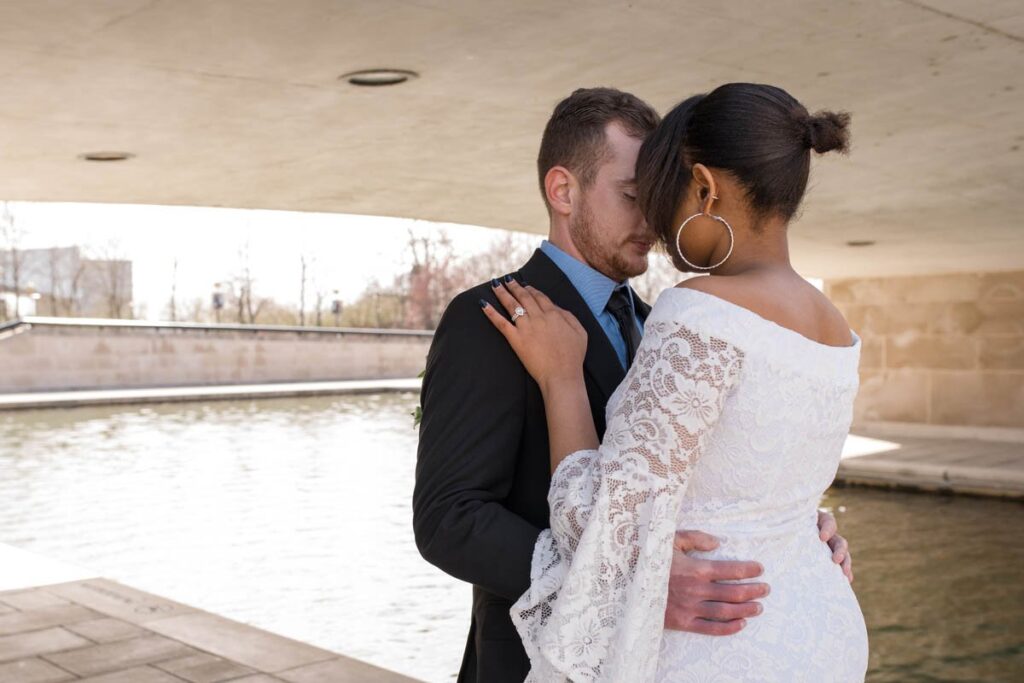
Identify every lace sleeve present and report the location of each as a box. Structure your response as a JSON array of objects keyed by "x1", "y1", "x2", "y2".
[{"x1": 511, "y1": 317, "x2": 745, "y2": 682}]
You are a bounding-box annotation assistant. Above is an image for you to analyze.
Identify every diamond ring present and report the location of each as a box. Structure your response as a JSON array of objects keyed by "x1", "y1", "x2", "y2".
[{"x1": 511, "y1": 306, "x2": 527, "y2": 324}]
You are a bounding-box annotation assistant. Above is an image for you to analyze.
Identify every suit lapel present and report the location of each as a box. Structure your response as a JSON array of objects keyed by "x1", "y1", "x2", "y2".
[{"x1": 517, "y1": 249, "x2": 625, "y2": 404}]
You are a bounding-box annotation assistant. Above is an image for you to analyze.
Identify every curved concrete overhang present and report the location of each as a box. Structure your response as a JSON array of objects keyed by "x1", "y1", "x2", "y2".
[{"x1": 0, "y1": 0, "x2": 1021, "y2": 278}]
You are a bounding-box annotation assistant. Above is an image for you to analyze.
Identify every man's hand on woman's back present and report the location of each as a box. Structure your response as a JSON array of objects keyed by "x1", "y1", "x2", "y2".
[
  {"x1": 666, "y1": 517, "x2": 853, "y2": 635},
  {"x1": 664, "y1": 530, "x2": 768, "y2": 636}
]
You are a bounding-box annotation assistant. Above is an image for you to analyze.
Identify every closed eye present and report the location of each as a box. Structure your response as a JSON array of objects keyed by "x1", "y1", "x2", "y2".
[{"x1": 623, "y1": 193, "x2": 637, "y2": 202}]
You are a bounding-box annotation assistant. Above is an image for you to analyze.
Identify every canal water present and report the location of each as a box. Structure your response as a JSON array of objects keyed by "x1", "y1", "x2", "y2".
[{"x1": 0, "y1": 394, "x2": 1020, "y2": 682}]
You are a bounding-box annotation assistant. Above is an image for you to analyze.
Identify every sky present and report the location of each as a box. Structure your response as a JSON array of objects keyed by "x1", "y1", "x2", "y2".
[{"x1": 4, "y1": 201, "x2": 537, "y2": 320}]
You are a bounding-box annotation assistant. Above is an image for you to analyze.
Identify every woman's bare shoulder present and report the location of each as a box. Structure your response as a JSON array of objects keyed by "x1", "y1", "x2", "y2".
[
  {"x1": 673, "y1": 275, "x2": 756, "y2": 306},
  {"x1": 673, "y1": 274, "x2": 853, "y2": 346}
]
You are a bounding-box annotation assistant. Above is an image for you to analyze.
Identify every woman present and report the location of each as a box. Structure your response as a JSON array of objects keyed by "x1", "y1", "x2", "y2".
[{"x1": 480, "y1": 83, "x2": 869, "y2": 681}]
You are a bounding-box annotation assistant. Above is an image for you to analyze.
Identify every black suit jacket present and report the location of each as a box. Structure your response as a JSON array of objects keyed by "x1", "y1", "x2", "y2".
[{"x1": 413, "y1": 249, "x2": 651, "y2": 683}]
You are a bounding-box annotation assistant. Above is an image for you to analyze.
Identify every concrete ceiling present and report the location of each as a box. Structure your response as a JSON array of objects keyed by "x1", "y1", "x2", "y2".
[{"x1": 1, "y1": 0, "x2": 1022, "y2": 279}]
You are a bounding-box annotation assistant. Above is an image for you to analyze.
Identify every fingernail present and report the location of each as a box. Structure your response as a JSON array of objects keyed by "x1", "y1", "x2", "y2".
[
  {"x1": 504, "y1": 274, "x2": 514, "y2": 283},
  {"x1": 479, "y1": 299, "x2": 488, "y2": 308},
  {"x1": 491, "y1": 278, "x2": 501, "y2": 288},
  {"x1": 756, "y1": 604, "x2": 763, "y2": 615}
]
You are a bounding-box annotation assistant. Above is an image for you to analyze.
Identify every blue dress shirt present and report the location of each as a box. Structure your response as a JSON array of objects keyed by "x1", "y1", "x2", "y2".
[{"x1": 540, "y1": 240, "x2": 644, "y2": 370}]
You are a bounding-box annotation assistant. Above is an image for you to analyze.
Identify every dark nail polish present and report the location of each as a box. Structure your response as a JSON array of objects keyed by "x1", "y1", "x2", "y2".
[
  {"x1": 491, "y1": 278, "x2": 501, "y2": 288},
  {"x1": 479, "y1": 298, "x2": 488, "y2": 308},
  {"x1": 504, "y1": 274, "x2": 514, "y2": 283}
]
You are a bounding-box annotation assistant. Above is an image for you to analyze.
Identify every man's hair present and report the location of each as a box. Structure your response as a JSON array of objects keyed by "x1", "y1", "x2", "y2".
[{"x1": 537, "y1": 87, "x2": 660, "y2": 207}]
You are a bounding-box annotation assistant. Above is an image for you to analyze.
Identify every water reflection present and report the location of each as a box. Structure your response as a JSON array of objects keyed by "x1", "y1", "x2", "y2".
[{"x1": 0, "y1": 395, "x2": 1021, "y2": 682}]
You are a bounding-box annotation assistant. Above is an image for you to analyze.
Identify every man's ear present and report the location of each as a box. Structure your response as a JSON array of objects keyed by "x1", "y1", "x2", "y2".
[{"x1": 544, "y1": 166, "x2": 574, "y2": 216}]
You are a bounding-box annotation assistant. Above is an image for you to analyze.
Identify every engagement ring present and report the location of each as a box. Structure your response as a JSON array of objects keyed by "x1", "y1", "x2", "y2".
[{"x1": 511, "y1": 306, "x2": 527, "y2": 324}]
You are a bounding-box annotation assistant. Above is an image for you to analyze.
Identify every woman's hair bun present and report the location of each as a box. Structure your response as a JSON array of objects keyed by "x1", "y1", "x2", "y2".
[{"x1": 805, "y1": 110, "x2": 851, "y2": 154}]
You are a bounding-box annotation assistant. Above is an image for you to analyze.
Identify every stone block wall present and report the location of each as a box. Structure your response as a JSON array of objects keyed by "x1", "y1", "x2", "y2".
[
  {"x1": 825, "y1": 270, "x2": 1024, "y2": 432},
  {"x1": 0, "y1": 319, "x2": 433, "y2": 392}
]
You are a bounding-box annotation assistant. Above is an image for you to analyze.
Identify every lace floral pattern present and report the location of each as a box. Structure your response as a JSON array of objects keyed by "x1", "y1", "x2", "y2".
[
  {"x1": 512, "y1": 302, "x2": 744, "y2": 682},
  {"x1": 511, "y1": 288, "x2": 869, "y2": 683}
]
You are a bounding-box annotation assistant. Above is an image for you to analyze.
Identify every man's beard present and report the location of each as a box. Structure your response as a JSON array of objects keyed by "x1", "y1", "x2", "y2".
[{"x1": 569, "y1": 197, "x2": 648, "y2": 281}]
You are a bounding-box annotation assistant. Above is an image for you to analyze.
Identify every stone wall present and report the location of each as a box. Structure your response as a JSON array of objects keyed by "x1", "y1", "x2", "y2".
[
  {"x1": 0, "y1": 318, "x2": 433, "y2": 392},
  {"x1": 826, "y1": 270, "x2": 1024, "y2": 433}
]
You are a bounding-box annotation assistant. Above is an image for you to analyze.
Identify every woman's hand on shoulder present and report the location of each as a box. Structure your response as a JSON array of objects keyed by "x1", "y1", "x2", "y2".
[{"x1": 480, "y1": 278, "x2": 587, "y2": 392}]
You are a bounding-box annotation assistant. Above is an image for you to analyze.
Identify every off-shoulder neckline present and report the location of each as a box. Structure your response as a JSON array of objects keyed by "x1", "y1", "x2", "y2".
[{"x1": 661, "y1": 286, "x2": 861, "y2": 352}]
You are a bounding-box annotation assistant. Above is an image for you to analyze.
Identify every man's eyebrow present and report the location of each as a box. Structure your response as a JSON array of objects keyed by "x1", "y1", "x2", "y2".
[{"x1": 617, "y1": 178, "x2": 637, "y2": 186}]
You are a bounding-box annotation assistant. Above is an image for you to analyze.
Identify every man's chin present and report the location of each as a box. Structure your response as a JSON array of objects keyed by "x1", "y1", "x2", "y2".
[{"x1": 615, "y1": 257, "x2": 650, "y2": 280}]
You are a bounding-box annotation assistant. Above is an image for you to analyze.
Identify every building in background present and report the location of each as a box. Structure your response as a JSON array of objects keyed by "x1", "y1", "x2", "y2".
[{"x1": 0, "y1": 246, "x2": 133, "y2": 320}]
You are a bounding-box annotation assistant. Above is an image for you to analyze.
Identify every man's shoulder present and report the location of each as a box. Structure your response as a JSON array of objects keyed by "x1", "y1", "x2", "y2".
[{"x1": 430, "y1": 275, "x2": 518, "y2": 347}]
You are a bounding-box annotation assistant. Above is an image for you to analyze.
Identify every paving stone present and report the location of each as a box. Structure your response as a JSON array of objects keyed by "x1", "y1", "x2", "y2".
[
  {"x1": 0, "y1": 657, "x2": 76, "y2": 683},
  {"x1": 0, "y1": 602, "x2": 17, "y2": 615},
  {"x1": 839, "y1": 432, "x2": 1024, "y2": 498},
  {"x1": 0, "y1": 604, "x2": 100, "y2": 637},
  {"x1": 44, "y1": 633, "x2": 196, "y2": 676},
  {"x1": 65, "y1": 617, "x2": 147, "y2": 643},
  {"x1": 155, "y1": 651, "x2": 256, "y2": 682},
  {"x1": 278, "y1": 657, "x2": 421, "y2": 683},
  {"x1": 145, "y1": 612, "x2": 335, "y2": 673},
  {"x1": 0, "y1": 627, "x2": 91, "y2": 663},
  {"x1": 0, "y1": 590, "x2": 71, "y2": 610},
  {"x1": 43, "y1": 579, "x2": 196, "y2": 625},
  {"x1": 228, "y1": 677, "x2": 286, "y2": 683},
  {"x1": 77, "y1": 665, "x2": 185, "y2": 683}
]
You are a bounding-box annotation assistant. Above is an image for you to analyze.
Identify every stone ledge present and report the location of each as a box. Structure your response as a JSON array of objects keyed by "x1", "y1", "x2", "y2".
[
  {"x1": 0, "y1": 378, "x2": 422, "y2": 411},
  {"x1": 0, "y1": 579, "x2": 421, "y2": 683},
  {"x1": 838, "y1": 432, "x2": 1024, "y2": 499}
]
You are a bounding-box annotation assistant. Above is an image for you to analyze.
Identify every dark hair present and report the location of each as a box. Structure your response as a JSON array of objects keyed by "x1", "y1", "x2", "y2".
[
  {"x1": 636, "y1": 83, "x2": 850, "y2": 251},
  {"x1": 538, "y1": 87, "x2": 660, "y2": 207}
]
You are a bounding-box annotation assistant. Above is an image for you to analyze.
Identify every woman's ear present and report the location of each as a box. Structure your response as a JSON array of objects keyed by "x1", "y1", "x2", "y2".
[
  {"x1": 544, "y1": 166, "x2": 574, "y2": 216},
  {"x1": 691, "y1": 163, "x2": 718, "y2": 214}
]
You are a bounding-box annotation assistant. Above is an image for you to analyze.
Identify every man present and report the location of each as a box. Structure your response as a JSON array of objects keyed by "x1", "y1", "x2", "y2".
[{"x1": 413, "y1": 87, "x2": 852, "y2": 683}]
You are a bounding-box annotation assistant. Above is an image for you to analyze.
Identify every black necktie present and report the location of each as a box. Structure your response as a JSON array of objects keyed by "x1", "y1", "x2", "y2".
[{"x1": 606, "y1": 286, "x2": 642, "y2": 368}]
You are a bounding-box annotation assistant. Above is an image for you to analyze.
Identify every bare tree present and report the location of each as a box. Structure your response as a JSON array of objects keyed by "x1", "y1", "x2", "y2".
[
  {"x1": 298, "y1": 253, "x2": 309, "y2": 326},
  {"x1": 67, "y1": 255, "x2": 87, "y2": 316},
  {"x1": 47, "y1": 247, "x2": 66, "y2": 316},
  {"x1": 403, "y1": 228, "x2": 463, "y2": 329},
  {"x1": 0, "y1": 202, "x2": 26, "y2": 318},
  {"x1": 232, "y1": 242, "x2": 267, "y2": 324},
  {"x1": 341, "y1": 229, "x2": 534, "y2": 330},
  {"x1": 314, "y1": 289, "x2": 325, "y2": 326},
  {"x1": 184, "y1": 296, "x2": 205, "y2": 322},
  {"x1": 87, "y1": 240, "x2": 133, "y2": 318},
  {"x1": 168, "y1": 257, "x2": 179, "y2": 322}
]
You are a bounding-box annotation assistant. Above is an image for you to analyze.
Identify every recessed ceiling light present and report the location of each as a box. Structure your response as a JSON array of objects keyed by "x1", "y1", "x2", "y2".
[
  {"x1": 340, "y1": 69, "x2": 419, "y2": 87},
  {"x1": 79, "y1": 151, "x2": 134, "y2": 162},
  {"x1": 846, "y1": 240, "x2": 876, "y2": 247}
]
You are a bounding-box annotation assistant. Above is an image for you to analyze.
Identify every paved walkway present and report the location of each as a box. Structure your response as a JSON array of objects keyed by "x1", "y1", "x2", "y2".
[
  {"x1": 0, "y1": 379, "x2": 422, "y2": 411},
  {"x1": 0, "y1": 579, "x2": 421, "y2": 683},
  {"x1": 838, "y1": 431, "x2": 1024, "y2": 498}
]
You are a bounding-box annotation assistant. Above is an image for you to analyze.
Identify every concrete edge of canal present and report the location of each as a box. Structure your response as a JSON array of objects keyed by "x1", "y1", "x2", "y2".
[{"x1": 0, "y1": 378, "x2": 424, "y2": 411}]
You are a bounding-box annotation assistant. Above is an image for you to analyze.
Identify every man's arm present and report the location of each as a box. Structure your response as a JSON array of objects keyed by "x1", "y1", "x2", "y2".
[{"x1": 413, "y1": 288, "x2": 541, "y2": 601}]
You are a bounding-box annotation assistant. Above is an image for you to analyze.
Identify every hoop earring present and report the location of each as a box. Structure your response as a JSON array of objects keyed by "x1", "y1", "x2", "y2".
[{"x1": 674, "y1": 212, "x2": 735, "y2": 271}]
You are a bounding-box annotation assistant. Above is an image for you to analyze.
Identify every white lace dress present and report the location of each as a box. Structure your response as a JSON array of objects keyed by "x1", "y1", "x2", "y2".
[{"x1": 511, "y1": 287, "x2": 869, "y2": 682}]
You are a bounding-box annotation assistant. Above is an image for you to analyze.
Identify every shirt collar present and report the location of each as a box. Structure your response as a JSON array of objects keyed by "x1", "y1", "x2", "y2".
[{"x1": 540, "y1": 240, "x2": 631, "y2": 318}]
